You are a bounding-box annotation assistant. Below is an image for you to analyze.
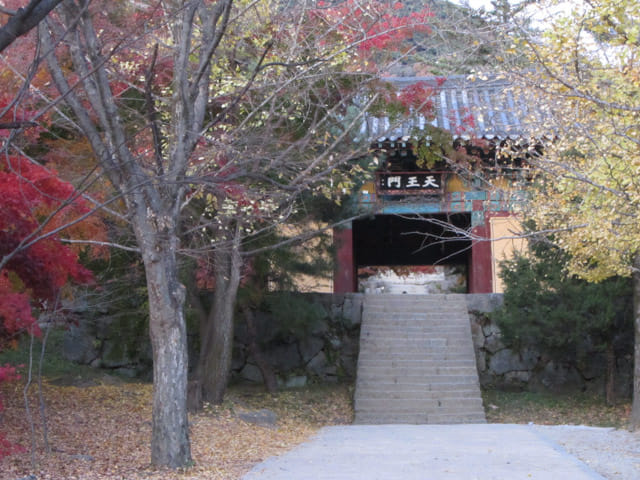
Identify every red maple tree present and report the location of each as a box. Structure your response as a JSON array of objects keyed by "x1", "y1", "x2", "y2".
[
  {"x1": 0, "y1": 153, "x2": 105, "y2": 459},
  {"x1": 0, "y1": 153, "x2": 103, "y2": 339}
]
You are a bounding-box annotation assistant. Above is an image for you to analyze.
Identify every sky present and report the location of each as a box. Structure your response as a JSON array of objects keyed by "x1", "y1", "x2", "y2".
[
  {"x1": 451, "y1": 0, "x2": 579, "y2": 14},
  {"x1": 450, "y1": 0, "x2": 578, "y2": 25},
  {"x1": 449, "y1": 0, "x2": 497, "y2": 10}
]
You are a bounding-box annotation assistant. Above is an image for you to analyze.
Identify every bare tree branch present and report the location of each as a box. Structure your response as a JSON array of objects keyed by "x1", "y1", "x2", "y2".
[{"x1": 0, "y1": 0, "x2": 63, "y2": 54}]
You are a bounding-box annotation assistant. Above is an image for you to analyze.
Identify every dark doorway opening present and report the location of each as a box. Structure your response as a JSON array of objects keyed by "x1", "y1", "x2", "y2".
[{"x1": 352, "y1": 213, "x2": 472, "y2": 293}]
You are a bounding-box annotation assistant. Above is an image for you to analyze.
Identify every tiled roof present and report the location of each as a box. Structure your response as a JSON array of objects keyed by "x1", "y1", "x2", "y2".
[{"x1": 361, "y1": 75, "x2": 544, "y2": 142}]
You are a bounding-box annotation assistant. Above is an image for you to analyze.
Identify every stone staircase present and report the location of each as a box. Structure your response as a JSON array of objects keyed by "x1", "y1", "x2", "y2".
[{"x1": 354, "y1": 294, "x2": 486, "y2": 424}]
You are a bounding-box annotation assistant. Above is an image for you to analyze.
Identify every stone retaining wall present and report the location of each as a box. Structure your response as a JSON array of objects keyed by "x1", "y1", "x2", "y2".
[
  {"x1": 231, "y1": 293, "x2": 364, "y2": 387},
  {"x1": 465, "y1": 294, "x2": 632, "y2": 397},
  {"x1": 64, "y1": 293, "x2": 633, "y2": 396}
]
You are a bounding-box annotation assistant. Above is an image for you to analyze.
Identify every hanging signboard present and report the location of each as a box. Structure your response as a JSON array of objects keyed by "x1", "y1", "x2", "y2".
[{"x1": 376, "y1": 172, "x2": 444, "y2": 195}]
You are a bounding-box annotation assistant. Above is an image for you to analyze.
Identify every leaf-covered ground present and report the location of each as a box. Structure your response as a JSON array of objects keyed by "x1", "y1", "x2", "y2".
[
  {"x1": 1, "y1": 378, "x2": 353, "y2": 480},
  {"x1": 2, "y1": 378, "x2": 632, "y2": 480},
  {"x1": 483, "y1": 389, "x2": 631, "y2": 428}
]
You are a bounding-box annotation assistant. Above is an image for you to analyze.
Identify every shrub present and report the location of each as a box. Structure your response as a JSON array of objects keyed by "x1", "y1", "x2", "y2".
[{"x1": 494, "y1": 240, "x2": 632, "y2": 403}]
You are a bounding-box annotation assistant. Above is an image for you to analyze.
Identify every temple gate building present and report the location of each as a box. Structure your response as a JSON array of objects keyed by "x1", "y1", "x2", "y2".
[{"x1": 334, "y1": 75, "x2": 540, "y2": 294}]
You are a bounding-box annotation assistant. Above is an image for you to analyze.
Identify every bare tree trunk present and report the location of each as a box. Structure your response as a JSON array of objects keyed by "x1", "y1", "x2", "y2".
[
  {"x1": 243, "y1": 306, "x2": 278, "y2": 394},
  {"x1": 138, "y1": 226, "x2": 191, "y2": 467},
  {"x1": 187, "y1": 288, "x2": 206, "y2": 412},
  {"x1": 38, "y1": 318, "x2": 53, "y2": 453},
  {"x1": 197, "y1": 229, "x2": 242, "y2": 404},
  {"x1": 0, "y1": 0, "x2": 64, "y2": 54},
  {"x1": 631, "y1": 255, "x2": 640, "y2": 428},
  {"x1": 605, "y1": 341, "x2": 616, "y2": 407},
  {"x1": 24, "y1": 329, "x2": 36, "y2": 469}
]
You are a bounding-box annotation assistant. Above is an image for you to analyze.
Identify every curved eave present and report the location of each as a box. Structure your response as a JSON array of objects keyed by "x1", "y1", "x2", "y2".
[{"x1": 363, "y1": 75, "x2": 550, "y2": 144}]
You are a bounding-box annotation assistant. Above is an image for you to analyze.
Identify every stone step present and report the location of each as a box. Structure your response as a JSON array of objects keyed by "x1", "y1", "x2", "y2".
[
  {"x1": 360, "y1": 339, "x2": 472, "y2": 345},
  {"x1": 354, "y1": 408, "x2": 485, "y2": 417},
  {"x1": 364, "y1": 306, "x2": 469, "y2": 312},
  {"x1": 360, "y1": 337, "x2": 473, "y2": 344},
  {"x1": 357, "y1": 366, "x2": 479, "y2": 375},
  {"x1": 359, "y1": 350, "x2": 475, "y2": 359},
  {"x1": 356, "y1": 376, "x2": 480, "y2": 384},
  {"x1": 363, "y1": 329, "x2": 469, "y2": 335},
  {"x1": 355, "y1": 386, "x2": 481, "y2": 395},
  {"x1": 362, "y1": 318, "x2": 470, "y2": 324},
  {"x1": 357, "y1": 399, "x2": 482, "y2": 415},
  {"x1": 360, "y1": 335, "x2": 472, "y2": 343},
  {"x1": 360, "y1": 340, "x2": 473, "y2": 346},
  {"x1": 356, "y1": 377, "x2": 480, "y2": 384},
  {"x1": 354, "y1": 392, "x2": 482, "y2": 401},
  {"x1": 359, "y1": 354, "x2": 474, "y2": 361},
  {"x1": 355, "y1": 380, "x2": 480, "y2": 387},
  {"x1": 355, "y1": 388, "x2": 482, "y2": 398},
  {"x1": 361, "y1": 337, "x2": 473, "y2": 343},
  {"x1": 355, "y1": 380, "x2": 481, "y2": 391},
  {"x1": 358, "y1": 359, "x2": 480, "y2": 367},
  {"x1": 363, "y1": 324, "x2": 469, "y2": 331},
  {"x1": 360, "y1": 345, "x2": 475, "y2": 353},
  {"x1": 357, "y1": 370, "x2": 478, "y2": 378},
  {"x1": 363, "y1": 311, "x2": 469, "y2": 317},
  {"x1": 360, "y1": 344, "x2": 473, "y2": 351},
  {"x1": 364, "y1": 304, "x2": 468, "y2": 309},
  {"x1": 361, "y1": 330, "x2": 472, "y2": 336},
  {"x1": 354, "y1": 409, "x2": 485, "y2": 417},
  {"x1": 359, "y1": 365, "x2": 480, "y2": 373},
  {"x1": 362, "y1": 336, "x2": 471, "y2": 343},
  {"x1": 365, "y1": 315, "x2": 471, "y2": 319},
  {"x1": 357, "y1": 361, "x2": 478, "y2": 370},
  {"x1": 354, "y1": 412, "x2": 486, "y2": 425},
  {"x1": 365, "y1": 295, "x2": 467, "y2": 300},
  {"x1": 363, "y1": 296, "x2": 467, "y2": 305},
  {"x1": 365, "y1": 318, "x2": 469, "y2": 323},
  {"x1": 365, "y1": 306, "x2": 468, "y2": 311},
  {"x1": 363, "y1": 312, "x2": 471, "y2": 318},
  {"x1": 356, "y1": 368, "x2": 479, "y2": 377},
  {"x1": 355, "y1": 406, "x2": 485, "y2": 415},
  {"x1": 363, "y1": 324, "x2": 469, "y2": 330},
  {"x1": 354, "y1": 294, "x2": 485, "y2": 425},
  {"x1": 354, "y1": 406, "x2": 484, "y2": 415}
]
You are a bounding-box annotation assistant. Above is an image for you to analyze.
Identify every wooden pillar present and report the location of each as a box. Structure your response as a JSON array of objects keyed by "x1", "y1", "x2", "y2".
[
  {"x1": 333, "y1": 226, "x2": 356, "y2": 293},
  {"x1": 469, "y1": 214, "x2": 492, "y2": 293}
]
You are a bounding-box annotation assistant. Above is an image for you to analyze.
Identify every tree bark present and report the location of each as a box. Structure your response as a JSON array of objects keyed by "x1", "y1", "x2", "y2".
[
  {"x1": 605, "y1": 340, "x2": 616, "y2": 407},
  {"x1": 0, "y1": 0, "x2": 64, "y2": 54},
  {"x1": 39, "y1": 10, "x2": 194, "y2": 466},
  {"x1": 197, "y1": 230, "x2": 242, "y2": 404},
  {"x1": 631, "y1": 255, "x2": 640, "y2": 428},
  {"x1": 137, "y1": 223, "x2": 192, "y2": 467}
]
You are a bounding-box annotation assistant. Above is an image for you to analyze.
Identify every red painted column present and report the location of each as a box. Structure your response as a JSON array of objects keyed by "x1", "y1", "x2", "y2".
[
  {"x1": 333, "y1": 226, "x2": 356, "y2": 293},
  {"x1": 469, "y1": 215, "x2": 493, "y2": 293}
]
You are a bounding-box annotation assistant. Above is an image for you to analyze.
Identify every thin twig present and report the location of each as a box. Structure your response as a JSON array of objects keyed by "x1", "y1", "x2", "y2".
[
  {"x1": 38, "y1": 309, "x2": 54, "y2": 454},
  {"x1": 24, "y1": 328, "x2": 37, "y2": 469}
]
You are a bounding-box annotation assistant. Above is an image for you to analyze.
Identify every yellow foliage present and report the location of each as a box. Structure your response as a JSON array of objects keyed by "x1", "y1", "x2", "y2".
[{"x1": 515, "y1": 0, "x2": 640, "y2": 281}]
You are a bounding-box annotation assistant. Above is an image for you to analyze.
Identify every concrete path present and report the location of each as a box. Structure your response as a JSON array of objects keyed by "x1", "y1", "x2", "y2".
[{"x1": 242, "y1": 424, "x2": 605, "y2": 480}]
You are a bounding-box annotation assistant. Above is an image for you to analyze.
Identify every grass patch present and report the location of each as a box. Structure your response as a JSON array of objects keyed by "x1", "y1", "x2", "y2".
[
  {"x1": 483, "y1": 388, "x2": 631, "y2": 428},
  {"x1": 0, "y1": 328, "x2": 112, "y2": 384}
]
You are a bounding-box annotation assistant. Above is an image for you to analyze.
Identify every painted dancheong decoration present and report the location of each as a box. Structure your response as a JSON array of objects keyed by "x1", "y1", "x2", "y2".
[{"x1": 334, "y1": 75, "x2": 536, "y2": 294}]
